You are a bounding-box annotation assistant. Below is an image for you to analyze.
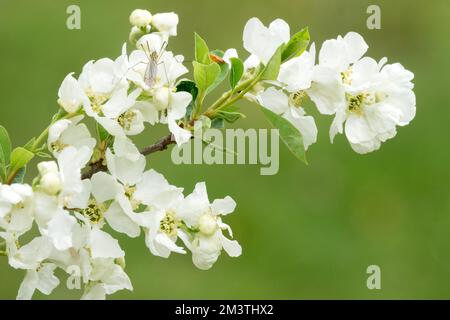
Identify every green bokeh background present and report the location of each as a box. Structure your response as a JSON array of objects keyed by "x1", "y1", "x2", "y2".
[{"x1": 0, "y1": 0, "x2": 449, "y2": 299}]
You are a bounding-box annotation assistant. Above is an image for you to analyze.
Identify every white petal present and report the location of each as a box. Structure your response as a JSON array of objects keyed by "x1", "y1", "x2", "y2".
[
  {"x1": 47, "y1": 209, "x2": 77, "y2": 250},
  {"x1": 343, "y1": 32, "x2": 369, "y2": 64},
  {"x1": 211, "y1": 196, "x2": 236, "y2": 216},
  {"x1": 90, "y1": 228, "x2": 125, "y2": 259},
  {"x1": 283, "y1": 108, "x2": 318, "y2": 150},
  {"x1": 220, "y1": 233, "x2": 242, "y2": 257},
  {"x1": 104, "y1": 201, "x2": 140, "y2": 238},
  {"x1": 257, "y1": 87, "x2": 289, "y2": 115},
  {"x1": 106, "y1": 149, "x2": 146, "y2": 186},
  {"x1": 169, "y1": 91, "x2": 192, "y2": 120},
  {"x1": 168, "y1": 116, "x2": 191, "y2": 146}
]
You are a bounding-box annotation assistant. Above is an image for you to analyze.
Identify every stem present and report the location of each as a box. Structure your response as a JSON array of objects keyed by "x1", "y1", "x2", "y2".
[
  {"x1": 82, "y1": 133, "x2": 176, "y2": 180},
  {"x1": 207, "y1": 77, "x2": 255, "y2": 112},
  {"x1": 205, "y1": 72, "x2": 263, "y2": 118}
]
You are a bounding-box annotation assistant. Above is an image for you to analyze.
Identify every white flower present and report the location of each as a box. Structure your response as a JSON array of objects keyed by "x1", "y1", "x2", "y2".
[
  {"x1": 177, "y1": 182, "x2": 242, "y2": 270},
  {"x1": 57, "y1": 73, "x2": 89, "y2": 114},
  {"x1": 308, "y1": 32, "x2": 368, "y2": 116},
  {"x1": 0, "y1": 183, "x2": 34, "y2": 236},
  {"x1": 81, "y1": 258, "x2": 132, "y2": 300},
  {"x1": 151, "y1": 12, "x2": 179, "y2": 37},
  {"x1": 243, "y1": 17, "x2": 290, "y2": 65},
  {"x1": 256, "y1": 44, "x2": 318, "y2": 150},
  {"x1": 92, "y1": 87, "x2": 144, "y2": 137},
  {"x1": 0, "y1": 233, "x2": 53, "y2": 270},
  {"x1": 17, "y1": 263, "x2": 60, "y2": 300},
  {"x1": 132, "y1": 169, "x2": 186, "y2": 258},
  {"x1": 129, "y1": 9, "x2": 152, "y2": 27},
  {"x1": 258, "y1": 87, "x2": 317, "y2": 150},
  {"x1": 48, "y1": 115, "x2": 96, "y2": 157},
  {"x1": 307, "y1": 32, "x2": 415, "y2": 153},
  {"x1": 127, "y1": 51, "x2": 192, "y2": 144},
  {"x1": 332, "y1": 57, "x2": 416, "y2": 153}
]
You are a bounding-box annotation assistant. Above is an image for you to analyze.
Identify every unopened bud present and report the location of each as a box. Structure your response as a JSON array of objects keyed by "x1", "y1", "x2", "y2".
[
  {"x1": 129, "y1": 9, "x2": 152, "y2": 27},
  {"x1": 198, "y1": 214, "x2": 217, "y2": 236},
  {"x1": 40, "y1": 172, "x2": 62, "y2": 195}
]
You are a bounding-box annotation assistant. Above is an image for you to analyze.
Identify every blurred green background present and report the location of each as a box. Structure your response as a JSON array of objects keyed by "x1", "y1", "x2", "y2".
[{"x1": 0, "y1": 0, "x2": 449, "y2": 299}]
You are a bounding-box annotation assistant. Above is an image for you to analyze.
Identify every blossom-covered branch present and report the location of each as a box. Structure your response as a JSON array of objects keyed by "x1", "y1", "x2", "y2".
[{"x1": 0, "y1": 8, "x2": 415, "y2": 300}]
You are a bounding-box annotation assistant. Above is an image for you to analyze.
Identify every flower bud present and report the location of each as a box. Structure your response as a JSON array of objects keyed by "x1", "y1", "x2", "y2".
[
  {"x1": 37, "y1": 161, "x2": 59, "y2": 176},
  {"x1": 129, "y1": 9, "x2": 152, "y2": 27},
  {"x1": 129, "y1": 26, "x2": 145, "y2": 46},
  {"x1": 198, "y1": 214, "x2": 217, "y2": 236},
  {"x1": 40, "y1": 172, "x2": 62, "y2": 195},
  {"x1": 151, "y1": 12, "x2": 179, "y2": 36}
]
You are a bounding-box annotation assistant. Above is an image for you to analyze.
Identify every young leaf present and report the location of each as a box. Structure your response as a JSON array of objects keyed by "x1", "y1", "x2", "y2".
[
  {"x1": 261, "y1": 106, "x2": 307, "y2": 164},
  {"x1": 207, "y1": 62, "x2": 229, "y2": 94},
  {"x1": 194, "y1": 33, "x2": 211, "y2": 65},
  {"x1": 23, "y1": 137, "x2": 36, "y2": 151},
  {"x1": 229, "y1": 57, "x2": 244, "y2": 89},
  {"x1": 9, "y1": 147, "x2": 35, "y2": 177},
  {"x1": 96, "y1": 123, "x2": 110, "y2": 141},
  {"x1": 260, "y1": 45, "x2": 283, "y2": 81},
  {"x1": 217, "y1": 105, "x2": 246, "y2": 123},
  {"x1": 12, "y1": 166, "x2": 26, "y2": 184},
  {"x1": 0, "y1": 125, "x2": 11, "y2": 166},
  {"x1": 211, "y1": 117, "x2": 225, "y2": 129},
  {"x1": 193, "y1": 61, "x2": 221, "y2": 92},
  {"x1": 0, "y1": 126, "x2": 11, "y2": 181},
  {"x1": 282, "y1": 27, "x2": 310, "y2": 62},
  {"x1": 177, "y1": 80, "x2": 199, "y2": 120}
]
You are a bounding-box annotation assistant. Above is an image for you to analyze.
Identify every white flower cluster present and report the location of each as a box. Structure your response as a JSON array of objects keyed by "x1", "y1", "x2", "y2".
[
  {"x1": 0, "y1": 8, "x2": 415, "y2": 300},
  {"x1": 0, "y1": 9, "x2": 241, "y2": 300},
  {"x1": 240, "y1": 18, "x2": 416, "y2": 153}
]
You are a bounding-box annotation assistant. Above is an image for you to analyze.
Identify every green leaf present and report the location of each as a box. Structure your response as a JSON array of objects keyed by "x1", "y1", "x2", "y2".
[
  {"x1": 217, "y1": 105, "x2": 246, "y2": 124},
  {"x1": 194, "y1": 33, "x2": 211, "y2": 65},
  {"x1": 0, "y1": 126, "x2": 11, "y2": 181},
  {"x1": 9, "y1": 147, "x2": 35, "y2": 177},
  {"x1": 177, "y1": 80, "x2": 199, "y2": 121},
  {"x1": 0, "y1": 126, "x2": 11, "y2": 166},
  {"x1": 12, "y1": 166, "x2": 26, "y2": 184},
  {"x1": 204, "y1": 49, "x2": 229, "y2": 94},
  {"x1": 211, "y1": 117, "x2": 225, "y2": 129},
  {"x1": 229, "y1": 57, "x2": 244, "y2": 89},
  {"x1": 177, "y1": 80, "x2": 199, "y2": 101},
  {"x1": 96, "y1": 123, "x2": 110, "y2": 141},
  {"x1": 260, "y1": 45, "x2": 283, "y2": 80},
  {"x1": 261, "y1": 106, "x2": 307, "y2": 164},
  {"x1": 193, "y1": 61, "x2": 221, "y2": 92},
  {"x1": 36, "y1": 151, "x2": 52, "y2": 159},
  {"x1": 206, "y1": 62, "x2": 229, "y2": 94},
  {"x1": 23, "y1": 137, "x2": 36, "y2": 151},
  {"x1": 282, "y1": 27, "x2": 310, "y2": 62}
]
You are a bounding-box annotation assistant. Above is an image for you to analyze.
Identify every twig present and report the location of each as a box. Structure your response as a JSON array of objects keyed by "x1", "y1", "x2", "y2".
[
  {"x1": 140, "y1": 134, "x2": 175, "y2": 156},
  {"x1": 81, "y1": 134, "x2": 175, "y2": 180}
]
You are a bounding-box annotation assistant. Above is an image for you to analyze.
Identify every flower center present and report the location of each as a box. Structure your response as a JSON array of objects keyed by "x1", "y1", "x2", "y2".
[
  {"x1": 124, "y1": 185, "x2": 140, "y2": 210},
  {"x1": 50, "y1": 140, "x2": 69, "y2": 153},
  {"x1": 160, "y1": 211, "x2": 178, "y2": 237},
  {"x1": 346, "y1": 92, "x2": 378, "y2": 115},
  {"x1": 81, "y1": 200, "x2": 106, "y2": 224},
  {"x1": 118, "y1": 111, "x2": 136, "y2": 131},
  {"x1": 86, "y1": 90, "x2": 108, "y2": 115},
  {"x1": 341, "y1": 67, "x2": 353, "y2": 85},
  {"x1": 289, "y1": 90, "x2": 307, "y2": 108}
]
